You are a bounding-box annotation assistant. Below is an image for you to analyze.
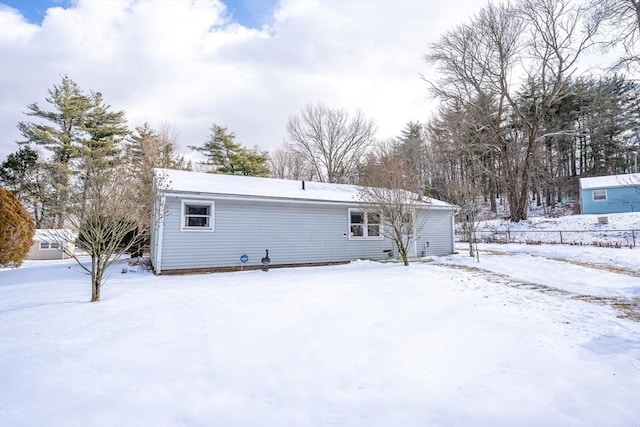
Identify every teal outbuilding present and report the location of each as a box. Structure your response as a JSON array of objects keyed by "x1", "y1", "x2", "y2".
[{"x1": 579, "y1": 173, "x2": 640, "y2": 214}]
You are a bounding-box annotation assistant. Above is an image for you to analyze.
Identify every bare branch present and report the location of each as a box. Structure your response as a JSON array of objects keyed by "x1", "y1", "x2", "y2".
[{"x1": 286, "y1": 103, "x2": 376, "y2": 184}]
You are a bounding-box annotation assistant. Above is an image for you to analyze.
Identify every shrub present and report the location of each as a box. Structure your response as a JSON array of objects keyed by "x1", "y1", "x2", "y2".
[{"x1": 0, "y1": 188, "x2": 35, "y2": 267}]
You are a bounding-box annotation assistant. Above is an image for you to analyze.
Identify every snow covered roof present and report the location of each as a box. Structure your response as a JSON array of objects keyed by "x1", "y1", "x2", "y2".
[
  {"x1": 580, "y1": 173, "x2": 640, "y2": 190},
  {"x1": 155, "y1": 168, "x2": 455, "y2": 208},
  {"x1": 34, "y1": 229, "x2": 74, "y2": 242}
]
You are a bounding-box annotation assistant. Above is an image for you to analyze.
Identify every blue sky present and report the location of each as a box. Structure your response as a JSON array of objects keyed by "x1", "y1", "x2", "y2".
[{"x1": 1, "y1": 0, "x2": 276, "y2": 28}]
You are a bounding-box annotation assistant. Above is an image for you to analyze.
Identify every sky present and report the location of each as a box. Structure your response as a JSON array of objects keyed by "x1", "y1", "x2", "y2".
[
  {"x1": 0, "y1": 0, "x2": 627, "y2": 164},
  {"x1": 0, "y1": 0, "x2": 499, "y2": 162}
]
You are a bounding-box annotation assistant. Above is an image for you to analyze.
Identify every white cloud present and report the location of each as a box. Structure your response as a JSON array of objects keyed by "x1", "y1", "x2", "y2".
[
  {"x1": 0, "y1": 0, "x2": 492, "y2": 161},
  {"x1": 0, "y1": 4, "x2": 39, "y2": 43}
]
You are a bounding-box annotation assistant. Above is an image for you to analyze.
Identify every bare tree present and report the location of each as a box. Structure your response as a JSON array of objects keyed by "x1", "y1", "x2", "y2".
[
  {"x1": 47, "y1": 162, "x2": 148, "y2": 302},
  {"x1": 591, "y1": 0, "x2": 640, "y2": 73},
  {"x1": 123, "y1": 122, "x2": 188, "y2": 256},
  {"x1": 425, "y1": 0, "x2": 599, "y2": 222},
  {"x1": 357, "y1": 146, "x2": 426, "y2": 266},
  {"x1": 269, "y1": 144, "x2": 310, "y2": 180},
  {"x1": 286, "y1": 103, "x2": 376, "y2": 184}
]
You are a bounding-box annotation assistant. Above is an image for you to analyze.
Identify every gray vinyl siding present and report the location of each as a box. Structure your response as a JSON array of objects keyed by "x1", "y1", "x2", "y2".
[
  {"x1": 415, "y1": 208, "x2": 454, "y2": 256},
  {"x1": 27, "y1": 242, "x2": 71, "y2": 260},
  {"x1": 157, "y1": 196, "x2": 396, "y2": 272}
]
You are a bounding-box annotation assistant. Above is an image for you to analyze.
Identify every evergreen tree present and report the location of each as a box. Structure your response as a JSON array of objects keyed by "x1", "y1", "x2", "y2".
[
  {"x1": 17, "y1": 76, "x2": 92, "y2": 228},
  {"x1": 0, "y1": 146, "x2": 55, "y2": 227},
  {"x1": 17, "y1": 76, "x2": 129, "y2": 227},
  {"x1": 394, "y1": 122, "x2": 427, "y2": 182},
  {"x1": 75, "y1": 91, "x2": 129, "y2": 220},
  {"x1": 190, "y1": 124, "x2": 269, "y2": 176}
]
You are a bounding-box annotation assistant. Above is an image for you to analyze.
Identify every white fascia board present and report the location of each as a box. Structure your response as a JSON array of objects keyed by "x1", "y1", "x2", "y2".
[{"x1": 162, "y1": 191, "x2": 458, "y2": 211}]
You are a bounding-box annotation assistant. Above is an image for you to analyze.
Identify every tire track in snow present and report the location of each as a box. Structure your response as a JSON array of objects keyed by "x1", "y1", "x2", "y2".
[
  {"x1": 481, "y1": 248, "x2": 640, "y2": 278},
  {"x1": 438, "y1": 262, "x2": 640, "y2": 322}
]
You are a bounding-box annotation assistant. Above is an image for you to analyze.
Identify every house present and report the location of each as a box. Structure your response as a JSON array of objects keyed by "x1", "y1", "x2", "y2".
[
  {"x1": 27, "y1": 229, "x2": 74, "y2": 260},
  {"x1": 150, "y1": 168, "x2": 458, "y2": 274},
  {"x1": 579, "y1": 173, "x2": 640, "y2": 214}
]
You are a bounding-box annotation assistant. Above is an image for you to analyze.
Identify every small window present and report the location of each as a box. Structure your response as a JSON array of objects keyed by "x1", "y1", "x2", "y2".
[
  {"x1": 39, "y1": 242, "x2": 60, "y2": 250},
  {"x1": 349, "y1": 209, "x2": 383, "y2": 240},
  {"x1": 592, "y1": 190, "x2": 607, "y2": 201},
  {"x1": 181, "y1": 200, "x2": 215, "y2": 231}
]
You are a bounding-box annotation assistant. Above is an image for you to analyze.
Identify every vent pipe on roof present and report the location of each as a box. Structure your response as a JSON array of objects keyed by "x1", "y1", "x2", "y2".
[
  {"x1": 418, "y1": 186, "x2": 424, "y2": 200},
  {"x1": 302, "y1": 180, "x2": 305, "y2": 190}
]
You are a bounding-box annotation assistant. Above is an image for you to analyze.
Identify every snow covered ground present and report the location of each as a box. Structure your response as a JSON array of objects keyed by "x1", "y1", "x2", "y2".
[
  {"x1": 470, "y1": 211, "x2": 640, "y2": 247},
  {"x1": 1, "y1": 214, "x2": 639, "y2": 426}
]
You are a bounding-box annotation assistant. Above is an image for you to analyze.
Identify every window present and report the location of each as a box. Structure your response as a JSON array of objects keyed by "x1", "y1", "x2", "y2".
[
  {"x1": 367, "y1": 213, "x2": 381, "y2": 237},
  {"x1": 181, "y1": 200, "x2": 215, "y2": 231},
  {"x1": 592, "y1": 190, "x2": 607, "y2": 201},
  {"x1": 350, "y1": 211, "x2": 364, "y2": 237},
  {"x1": 349, "y1": 209, "x2": 383, "y2": 240},
  {"x1": 39, "y1": 242, "x2": 60, "y2": 250}
]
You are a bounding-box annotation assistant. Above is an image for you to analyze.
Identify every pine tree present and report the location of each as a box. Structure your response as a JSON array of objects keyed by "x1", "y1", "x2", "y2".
[
  {"x1": 0, "y1": 146, "x2": 55, "y2": 227},
  {"x1": 17, "y1": 76, "x2": 129, "y2": 227},
  {"x1": 75, "y1": 91, "x2": 129, "y2": 221},
  {"x1": 190, "y1": 124, "x2": 269, "y2": 176},
  {"x1": 17, "y1": 76, "x2": 92, "y2": 228},
  {"x1": 395, "y1": 121, "x2": 427, "y2": 182}
]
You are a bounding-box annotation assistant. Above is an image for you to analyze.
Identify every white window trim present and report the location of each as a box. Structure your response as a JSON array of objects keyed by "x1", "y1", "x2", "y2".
[
  {"x1": 348, "y1": 208, "x2": 384, "y2": 240},
  {"x1": 592, "y1": 189, "x2": 607, "y2": 201},
  {"x1": 39, "y1": 242, "x2": 60, "y2": 250},
  {"x1": 181, "y1": 200, "x2": 215, "y2": 232}
]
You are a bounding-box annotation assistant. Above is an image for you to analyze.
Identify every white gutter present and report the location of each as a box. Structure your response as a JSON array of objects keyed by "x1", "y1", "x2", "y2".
[
  {"x1": 162, "y1": 191, "x2": 458, "y2": 211},
  {"x1": 155, "y1": 194, "x2": 166, "y2": 274}
]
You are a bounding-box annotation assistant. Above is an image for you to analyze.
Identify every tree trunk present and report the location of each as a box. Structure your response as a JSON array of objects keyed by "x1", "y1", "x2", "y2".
[
  {"x1": 91, "y1": 278, "x2": 100, "y2": 302},
  {"x1": 466, "y1": 221, "x2": 475, "y2": 257},
  {"x1": 400, "y1": 248, "x2": 409, "y2": 266},
  {"x1": 90, "y1": 256, "x2": 102, "y2": 302}
]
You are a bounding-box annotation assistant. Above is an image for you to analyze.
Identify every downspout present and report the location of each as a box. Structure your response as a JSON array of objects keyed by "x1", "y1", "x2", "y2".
[
  {"x1": 450, "y1": 210, "x2": 455, "y2": 254},
  {"x1": 155, "y1": 194, "x2": 166, "y2": 274},
  {"x1": 412, "y1": 209, "x2": 418, "y2": 257}
]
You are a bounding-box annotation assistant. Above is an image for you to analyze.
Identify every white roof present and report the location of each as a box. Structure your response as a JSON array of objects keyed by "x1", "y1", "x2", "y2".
[
  {"x1": 34, "y1": 229, "x2": 74, "y2": 241},
  {"x1": 155, "y1": 168, "x2": 455, "y2": 208},
  {"x1": 579, "y1": 173, "x2": 640, "y2": 190}
]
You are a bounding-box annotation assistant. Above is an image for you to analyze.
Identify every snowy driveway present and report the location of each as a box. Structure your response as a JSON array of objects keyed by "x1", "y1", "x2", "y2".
[{"x1": 435, "y1": 243, "x2": 640, "y2": 320}]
